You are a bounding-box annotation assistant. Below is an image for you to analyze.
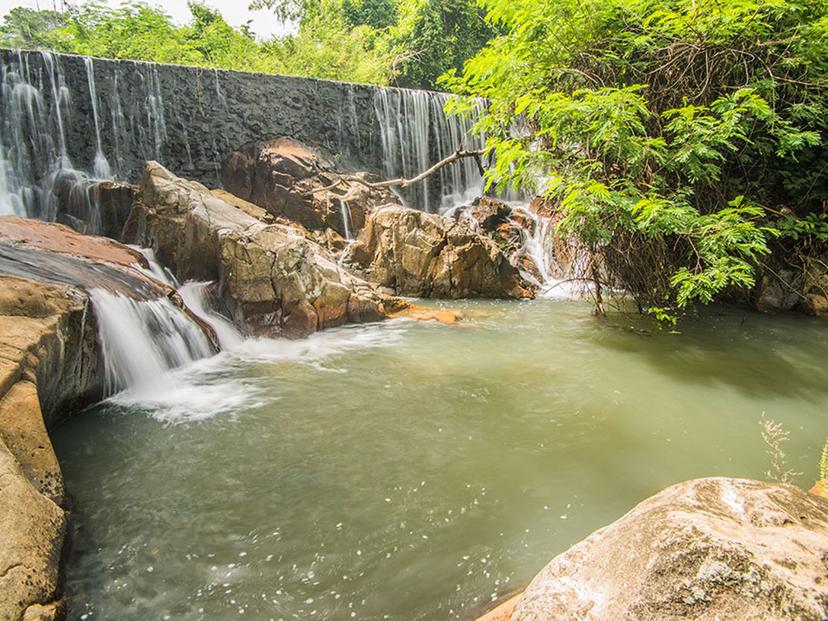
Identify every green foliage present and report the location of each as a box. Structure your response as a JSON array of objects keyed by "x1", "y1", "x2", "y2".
[
  {"x1": 264, "y1": 11, "x2": 394, "y2": 84},
  {"x1": 0, "y1": 0, "x2": 492, "y2": 89},
  {"x1": 341, "y1": 0, "x2": 397, "y2": 29},
  {"x1": 773, "y1": 212, "x2": 828, "y2": 243},
  {"x1": 0, "y1": 1, "x2": 397, "y2": 84},
  {"x1": 383, "y1": 0, "x2": 495, "y2": 89},
  {"x1": 0, "y1": 7, "x2": 66, "y2": 49},
  {"x1": 446, "y1": 0, "x2": 828, "y2": 321}
]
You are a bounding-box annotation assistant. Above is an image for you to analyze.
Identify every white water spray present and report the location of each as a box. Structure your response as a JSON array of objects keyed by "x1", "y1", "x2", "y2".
[
  {"x1": 178, "y1": 282, "x2": 244, "y2": 351},
  {"x1": 83, "y1": 57, "x2": 112, "y2": 179},
  {"x1": 90, "y1": 289, "x2": 214, "y2": 396},
  {"x1": 339, "y1": 199, "x2": 354, "y2": 240}
]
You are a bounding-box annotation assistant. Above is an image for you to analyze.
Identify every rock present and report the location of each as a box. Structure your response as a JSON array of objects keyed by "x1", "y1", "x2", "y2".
[
  {"x1": 465, "y1": 196, "x2": 513, "y2": 231},
  {"x1": 125, "y1": 162, "x2": 408, "y2": 336},
  {"x1": 344, "y1": 205, "x2": 535, "y2": 299},
  {"x1": 811, "y1": 479, "x2": 828, "y2": 499},
  {"x1": 221, "y1": 137, "x2": 400, "y2": 237},
  {"x1": 91, "y1": 181, "x2": 137, "y2": 240},
  {"x1": 474, "y1": 594, "x2": 523, "y2": 621},
  {"x1": 0, "y1": 275, "x2": 105, "y2": 621},
  {"x1": 800, "y1": 269, "x2": 828, "y2": 318},
  {"x1": 512, "y1": 478, "x2": 828, "y2": 621},
  {"x1": 754, "y1": 270, "x2": 804, "y2": 313}
]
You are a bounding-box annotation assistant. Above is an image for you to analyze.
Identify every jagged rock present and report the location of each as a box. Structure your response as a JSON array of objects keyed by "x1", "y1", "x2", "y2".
[
  {"x1": 344, "y1": 205, "x2": 535, "y2": 299},
  {"x1": 90, "y1": 180, "x2": 137, "y2": 240},
  {"x1": 465, "y1": 196, "x2": 513, "y2": 232},
  {"x1": 221, "y1": 137, "x2": 399, "y2": 238},
  {"x1": 0, "y1": 275, "x2": 104, "y2": 621},
  {"x1": 125, "y1": 162, "x2": 408, "y2": 335},
  {"x1": 511, "y1": 478, "x2": 828, "y2": 621}
]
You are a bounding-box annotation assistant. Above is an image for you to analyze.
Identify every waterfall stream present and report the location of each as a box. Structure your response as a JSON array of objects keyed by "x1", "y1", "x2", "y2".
[
  {"x1": 90, "y1": 289, "x2": 215, "y2": 396},
  {"x1": 373, "y1": 89, "x2": 485, "y2": 213},
  {"x1": 83, "y1": 57, "x2": 112, "y2": 179},
  {"x1": 178, "y1": 281, "x2": 244, "y2": 351},
  {"x1": 339, "y1": 199, "x2": 354, "y2": 240}
]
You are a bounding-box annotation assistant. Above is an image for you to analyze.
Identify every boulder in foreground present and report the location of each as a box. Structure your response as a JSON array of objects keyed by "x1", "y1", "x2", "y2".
[{"x1": 512, "y1": 477, "x2": 828, "y2": 621}]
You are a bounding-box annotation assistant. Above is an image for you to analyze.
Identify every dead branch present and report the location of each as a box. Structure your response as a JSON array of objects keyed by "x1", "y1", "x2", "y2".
[{"x1": 304, "y1": 148, "x2": 486, "y2": 198}]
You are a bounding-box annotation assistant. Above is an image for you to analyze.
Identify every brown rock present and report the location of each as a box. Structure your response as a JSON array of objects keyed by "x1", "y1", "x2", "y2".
[
  {"x1": 0, "y1": 275, "x2": 104, "y2": 621},
  {"x1": 126, "y1": 162, "x2": 408, "y2": 336},
  {"x1": 512, "y1": 478, "x2": 828, "y2": 621},
  {"x1": 345, "y1": 205, "x2": 535, "y2": 299},
  {"x1": 810, "y1": 478, "x2": 828, "y2": 499},
  {"x1": 0, "y1": 215, "x2": 143, "y2": 269},
  {"x1": 221, "y1": 137, "x2": 399, "y2": 237}
]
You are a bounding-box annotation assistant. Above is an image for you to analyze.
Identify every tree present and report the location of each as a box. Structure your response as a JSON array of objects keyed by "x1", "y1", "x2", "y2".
[
  {"x1": 444, "y1": 0, "x2": 828, "y2": 322},
  {"x1": 385, "y1": 0, "x2": 495, "y2": 89},
  {"x1": 0, "y1": 7, "x2": 66, "y2": 49}
]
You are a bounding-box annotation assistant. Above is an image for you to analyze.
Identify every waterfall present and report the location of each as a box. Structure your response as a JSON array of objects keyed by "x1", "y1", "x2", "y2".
[
  {"x1": 83, "y1": 57, "x2": 112, "y2": 179},
  {"x1": 0, "y1": 51, "x2": 101, "y2": 229},
  {"x1": 178, "y1": 282, "x2": 243, "y2": 351},
  {"x1": 339, "y1": 199, "x2": 354, "y2": 240},
  {"x1": 90, "y1": 289, "x2": 215, "y2": 396},
  {"x1": 130, "y1": 245, "x2": 179, "y2": 288},
  {"x1": 509, "y1": 204, "x2": 590, "y2": 299},
  {"x1": 373, "y1": 89, "x2": 485, "y2": 213}
]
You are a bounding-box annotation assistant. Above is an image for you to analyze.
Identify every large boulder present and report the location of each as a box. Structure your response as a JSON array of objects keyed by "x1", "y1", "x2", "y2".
[
  {"x1": 512, "y1": 478, "x2": 828, "y2": 621},
  {"x1": 0, "y1": 275, "x2": 104, "y2": 621},
  {"x1": 221, "y1": 137, "x2": 399, "y2": 238},
  {"x1": 344, "y1": 205, "x2": 535, "y2": 299},
  {"x1": 125, "y1": 162, "x2": 408, "y2": 335}
]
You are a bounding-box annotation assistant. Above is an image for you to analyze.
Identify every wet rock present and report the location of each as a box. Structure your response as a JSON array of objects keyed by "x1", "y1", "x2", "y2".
[
  {"x1": 344, "y1": 205, "x2": 535, "y2": 299},
  {"x1": 0, "y1": 216, "x2": 173, "y2": 300},
  {"x1": 465, "y1": 196, "x2": 513, "y2": 231},
  {"x1": 0, "y1": 275, "x2": 104, "y2": 621},
  {"x1": 91, "y1": 180, "x2": 137, "y2": 239},
  {"x1": 221, "y1": 137, "x2": 400, "y2": 238},
  {"x1": 512, "y1": 478, "x2": 828, "y2": 621},
  {"x1": 126, "y1": 162, "x2": 408, "y2": 336}
]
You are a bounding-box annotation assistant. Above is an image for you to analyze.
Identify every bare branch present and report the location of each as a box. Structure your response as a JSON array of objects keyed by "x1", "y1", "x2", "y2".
[{"x1": 303, "y1": 148, "x2": 487, "y2": 197}]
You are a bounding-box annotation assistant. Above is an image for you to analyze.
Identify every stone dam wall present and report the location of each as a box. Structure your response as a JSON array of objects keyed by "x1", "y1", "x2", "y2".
[{"x1": 0, "y1": 49, "x2": 484, "y2": 221}]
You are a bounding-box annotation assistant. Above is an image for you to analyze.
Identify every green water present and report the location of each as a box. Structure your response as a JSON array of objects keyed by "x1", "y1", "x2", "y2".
[{"x1": 53, "y1": 299, "x2": 827, "y2": 620}]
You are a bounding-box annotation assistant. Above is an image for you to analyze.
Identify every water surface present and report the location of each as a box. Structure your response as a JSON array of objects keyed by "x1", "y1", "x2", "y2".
[{"x1": 53, "y1": 300, "x2": 827, "y2": 620}]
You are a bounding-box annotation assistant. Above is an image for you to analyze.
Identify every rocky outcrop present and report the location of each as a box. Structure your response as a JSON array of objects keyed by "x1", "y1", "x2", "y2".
[
  {"x1": 344, "y1": 205, "x2": 535, "y2": 299},
  {"x1": 125, "y1": 162, "x2": 408, "y2": 335},
  {"x1": 0, "y1": 275, "x2": 103, "y2": 621},
  {"x1": 222, "y1": 137, "x2": 400, "y2": 238},
  {"x1": 753, "y1": 254, "x2": 828, "y2": 318},
  {"x1": 511, "y1": 478, "x2": 828, "y2": 621}
]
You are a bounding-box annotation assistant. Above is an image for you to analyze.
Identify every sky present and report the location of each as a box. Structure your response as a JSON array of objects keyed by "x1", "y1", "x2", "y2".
[{"x1": 0, "y1": 0, "x2": 295, "y2": 39}]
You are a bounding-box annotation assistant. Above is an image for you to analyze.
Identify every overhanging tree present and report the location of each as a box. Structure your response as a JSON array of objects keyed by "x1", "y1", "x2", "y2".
[{"x1": 444, "y1": 0, "x2": 828, "y2": 321}]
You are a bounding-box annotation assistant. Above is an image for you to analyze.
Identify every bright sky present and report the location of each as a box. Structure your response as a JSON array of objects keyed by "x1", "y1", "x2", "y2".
[{"x1": 0, "y1": 0, "x2": 295, "y2": 40}]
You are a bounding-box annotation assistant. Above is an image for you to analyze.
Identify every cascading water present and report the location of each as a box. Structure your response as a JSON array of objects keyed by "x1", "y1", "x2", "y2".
[
  {"x1": 0, "y1": 51, "x2": 172, "y2": 230},
  {"x1": 339, "y1": 199, "x2": 354, "y2": 240},
  {"x1": 2, "y1": 49, "x2": 492, "y2": 232},
  {"x1": 83, "y1": 57, "x2": 112, "y2": 179},
  {"x1": 178, "y1": 281, "x2": 244, "y2": 351},
  {"x1": 373, "y1": 89, "x2": 485, "y2": 213},
  {"x1": 130, "y1": 245, "x2": 178, "y2": 288},
  {"x1": 508, "y1": 203, "x2": 591, "y2": 299},
  {"x1": 0, "y1": 51, "x2": 101, "y2": 229},
  {"x1": 90, "y1": 289, "x2": 215, "y2": 396}
]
